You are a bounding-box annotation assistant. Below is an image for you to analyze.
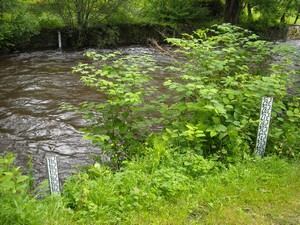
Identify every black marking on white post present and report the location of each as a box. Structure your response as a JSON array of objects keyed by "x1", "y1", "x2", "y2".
[
  {"x1": 255, "y1": 97, "x2": 273, "y2": 157},
  {"x1": 46, "y1": 156, "x2": 60, "y2": 194}
]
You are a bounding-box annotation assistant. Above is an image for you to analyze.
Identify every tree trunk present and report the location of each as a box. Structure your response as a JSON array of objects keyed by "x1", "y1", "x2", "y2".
[
  {"x1": 295, "y1": 9, "x2": 300, "y2": 24},
  {"x1": 224, "y1": 0, "x2": 241, "y2": 24},
  {"x1": 247, "y1": 3, "x2": 252, "y2": 21},
  {"x1": 280, "y1": 12, "x2": 286, "y2": 23},
  {"x1": 294, "y1": 15, "x2": 299, "y2": 24}
]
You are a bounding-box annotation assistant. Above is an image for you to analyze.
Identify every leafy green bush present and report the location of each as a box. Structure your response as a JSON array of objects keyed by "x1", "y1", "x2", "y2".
[
  {"x1": 96, "y1": 27, "x2": 120, "y2": 48},
  {"x1": 0, "y1": 153, "x2": 75, "y2": 225},
  {"x1": 64, "y1": 52, "x2": 167, "y2": 169},
  {"x1": 62, "y1": 135, "x2": 219, "y2": 223},
  {"x1": 163, "y1": 23, "x2": 299, "y2": 160},
  {"x1": 37, "y1": 13, "x2": 64, "y2": 29},
  {"x1": 146, "y1": 0, "x2": 223, "y2": 25},
  {"x1": 67, "y1": 23, "x2": 299, "y2": 169},
  {"x1": 61, "y1": 134, "x2": 299, "y2": 223},
  {"x1": 0, "y1": 153, "x2": 38, "y2": 224},
  {"x1": 0, "y1": 153, "x2": 29, "y2": 194},
  {"x1": 0, "y1": 2, "x2": 40, "y2": 53}
]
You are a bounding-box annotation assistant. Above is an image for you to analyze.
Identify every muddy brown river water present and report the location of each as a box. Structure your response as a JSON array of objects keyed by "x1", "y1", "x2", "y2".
[{"x1": 0, "y1": 46, "x2": 168, "y2": 183}]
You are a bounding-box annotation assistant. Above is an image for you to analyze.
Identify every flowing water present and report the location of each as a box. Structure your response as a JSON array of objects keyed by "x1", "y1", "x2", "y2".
[
  {"x1": 285, "y1": 40, "x2": 300, "y2": 95},
  {"x1": 0, "y1": 42, "x2": 299, "y2": 184},
  {"x1": 0, "y1": 46, "x2": 168, "y2": 183}
]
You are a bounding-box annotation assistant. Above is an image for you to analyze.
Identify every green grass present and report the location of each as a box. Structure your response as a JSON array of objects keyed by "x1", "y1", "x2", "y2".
[
  {"x1": 1, "y1": 156, "x2": 299, "y2": 224},
  {"x1": 127, "y1": 157, "x2": 300, "y2": 225}
]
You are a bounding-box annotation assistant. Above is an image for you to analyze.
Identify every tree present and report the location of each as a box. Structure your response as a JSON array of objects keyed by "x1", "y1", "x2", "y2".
[
  {"x1": 224, "y1": 0, "x2": 241, "y2": 24},
  {"x1": 0, "y1": 0, "x2": 40, "y2": 53},
  {"x1": 146, "y1": 0, "x2": 223, "y2": 25},
  {"x1": 243, "y1": 0, "x2": 300, "y2": 24},
  {"x1": 292, "y1": 0, "x2": 300, "y2": 24},
  {"x1": 294, "y1": 8, "x2": 300, "y2": 24},
  {"x1": 0, "y1": 0, "x2": 18, "y2": 19},
  {"x1": 48, "y1": 0, "x2": 127, "y2": 46}
]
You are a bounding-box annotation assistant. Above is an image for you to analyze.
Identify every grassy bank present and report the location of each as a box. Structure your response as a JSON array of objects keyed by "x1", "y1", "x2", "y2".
[
  {"x1": 1, "y1": 154, "x2": 299, "y2": 224},
  {"x1": 128, "y1": 157, "x2": 300, "y2": 225}
]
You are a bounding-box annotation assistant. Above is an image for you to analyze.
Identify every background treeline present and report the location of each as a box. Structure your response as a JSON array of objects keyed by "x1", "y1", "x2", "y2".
[{"x1": 0, "y1": 0, "x2": 300, "y2": 52}]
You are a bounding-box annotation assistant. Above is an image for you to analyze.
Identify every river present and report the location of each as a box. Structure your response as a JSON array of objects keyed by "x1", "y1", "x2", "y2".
[
  {"x1": 0, "y1": 46, "x2": 167, "y2": 183},
  {"x1": 0, "y1": 42, "x2": 299, "y2": 184}
]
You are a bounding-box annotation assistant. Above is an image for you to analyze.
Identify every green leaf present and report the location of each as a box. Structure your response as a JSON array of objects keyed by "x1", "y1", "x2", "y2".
[
  {"x1": 223, "y1": 98, "x2": 230, "y2": 104},
  {"x1": 204, "y1": 105, "x2": 215, "y2": 110},
  {"x1": 16, "y1": 175, "x2": 29, "y2": 183},
  {"x1": 215, "y1": 124, "x2": 227, "y2": 132},
  {"x1": 162, "y1": 134, "x2": 169, "y2": 141},
  {"x1": 233, "y1": 121, "x2": 240, "y2": 126},
  {"x1": 218, "y1": 132, "x2": 228, "y2": 140},
  {"x1": 277, "y1": 118, "x2": 284, "y2": 122},
  {"x1": 125, "y1": 132, "x2": 134, "y2": 139},
  {"x1": 228, "y1": 94, "x2": 235, "y2": 100},
  {"x1": 210, "y1": 130, "x2": 218, "y2": 137},
  {"x1": 212, "y1": 117, "x2": 220, "y2": 124},
  {"x1": 0, "y1": 180, "x2": 15, "y2": 191}
]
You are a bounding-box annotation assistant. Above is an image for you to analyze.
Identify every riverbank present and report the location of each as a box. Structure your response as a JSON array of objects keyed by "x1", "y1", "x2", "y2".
[
  {"x1": 12, "y1": 24, "x2": 176, "y2": 52},
  {"x1": 5, "y1": 23, "x2": 292, "y2": 53},
  {"x1": 1, "y1": 155, "x2": 299, "y2": 224},
  {"x1": 127, "y1": 157, "x2": 300, "y2": 225}
]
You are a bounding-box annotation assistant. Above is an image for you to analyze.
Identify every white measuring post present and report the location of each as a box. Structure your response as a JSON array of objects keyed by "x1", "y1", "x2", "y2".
[
  {"x1": 46, "y1": 156, "x2": 61, "y2": 194},
  {"x1": 57, "y1": 30, "x2": 62, "y2": 49},
  {"x1": 255, "y1": 97, "x2": 273, "y2": 157}
]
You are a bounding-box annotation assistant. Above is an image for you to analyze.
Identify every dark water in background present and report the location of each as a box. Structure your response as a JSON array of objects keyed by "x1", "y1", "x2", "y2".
[{"x1": 0, "y1": 42, "x2": 299, "y2": 184}]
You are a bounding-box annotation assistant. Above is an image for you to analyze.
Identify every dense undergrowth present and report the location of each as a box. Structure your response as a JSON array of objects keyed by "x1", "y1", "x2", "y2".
[
  {"x1": 1, "y1": 24, "x2": 299, "y2": 224},
  {"x1": 0, "y1": 152, "x2": 299, "y2": 224}
]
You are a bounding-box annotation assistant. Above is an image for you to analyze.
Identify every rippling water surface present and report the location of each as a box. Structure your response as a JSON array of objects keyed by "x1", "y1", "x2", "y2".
[{"x1": 0, "y1": 46, "x2": 167, "y2": 183}]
